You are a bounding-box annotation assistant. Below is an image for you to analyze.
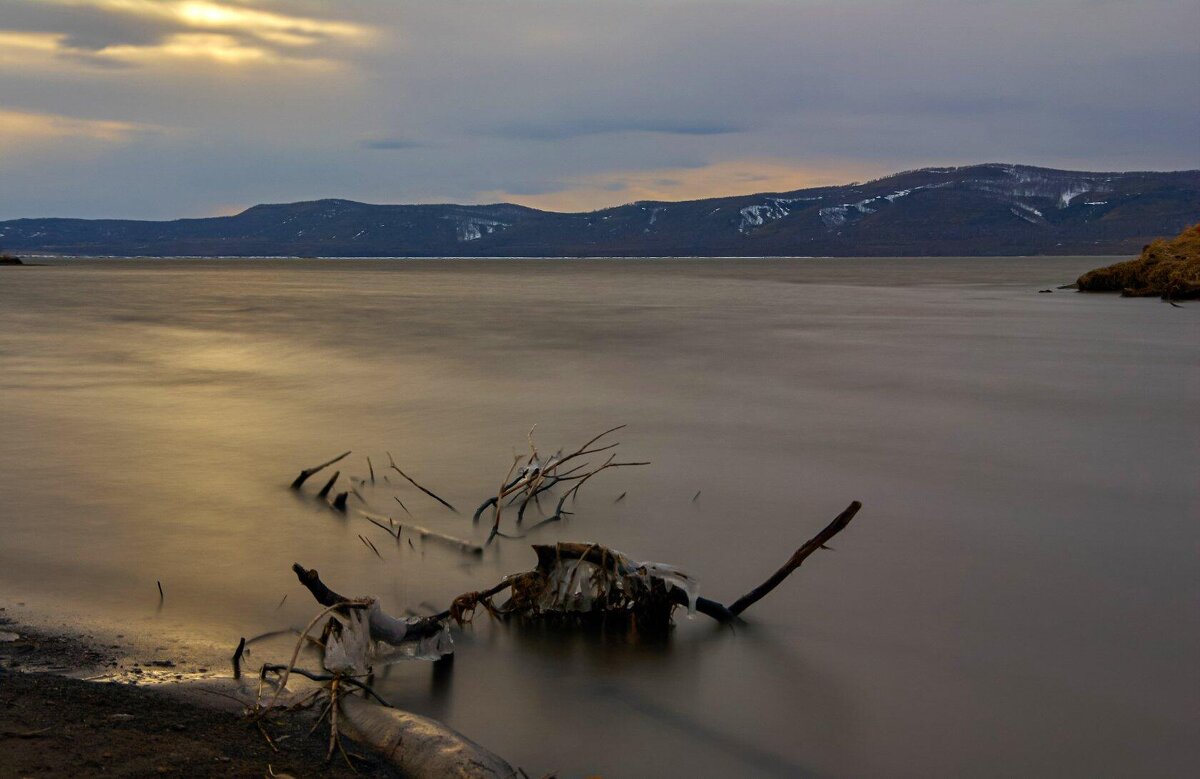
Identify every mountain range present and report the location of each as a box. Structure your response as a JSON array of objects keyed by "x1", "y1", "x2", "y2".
[{"x1": 2, "y1": 164, "x2": 1197, "y2": 257}]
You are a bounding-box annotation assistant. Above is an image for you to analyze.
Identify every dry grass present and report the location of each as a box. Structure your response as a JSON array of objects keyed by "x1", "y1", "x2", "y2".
[{"x1": 1077, "y1": 224, "x2": 1200, "y2": 299}]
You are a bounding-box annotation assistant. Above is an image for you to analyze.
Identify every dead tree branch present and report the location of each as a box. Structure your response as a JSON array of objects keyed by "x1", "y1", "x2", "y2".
[{"x1": 728, "y1": 500, "x2": 862, "y2": 615}]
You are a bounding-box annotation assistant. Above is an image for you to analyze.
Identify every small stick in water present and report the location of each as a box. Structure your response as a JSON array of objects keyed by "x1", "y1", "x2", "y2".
[
  {"x1": 364, "y1": 515, "x2": 402, "y2": 543},
  {"x1": 332, "y1": 492, "x2": 349, "y2": 512},
  {"x1": 367, "y1": 456, "x2": 375, "y2": 484},
  {"x1": 615, "y1": 491, "x2": 627, "y2": 503},
  {"x1": 290, "y1": 451, "x2": 351, "y2": 490},
  {"x1": 386, "y1": 452, "x2": 458, "y2": 512},
  {"x1": 156, "y1": 580, "x2": 164, "y2": 602},
  {"x1": 358, "y1": 534, "x2": 383, "y2": 559},
  {"x1": 317, "y1": 471, "x2": 340, "y2": 499},
  {"x1": 232, "y1": 636, "x2": 246, "y2": 679},
  {"x1": 276, "y1": 594, "x2": 287, "y2": 610},
  {"x1": 691, "y1": 490, "x2": 702, "y2": 502},
  {"x1": 393, "y1": 495, "x2": 412, "y2": 516}
]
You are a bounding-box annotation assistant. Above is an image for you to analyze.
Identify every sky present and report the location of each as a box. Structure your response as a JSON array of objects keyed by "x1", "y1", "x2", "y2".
[{"x1": 0, "y1": 0, "x2": 1197, "y2": 219}]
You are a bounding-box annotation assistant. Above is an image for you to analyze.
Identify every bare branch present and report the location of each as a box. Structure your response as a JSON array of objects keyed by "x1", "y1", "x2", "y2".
[
  {"x1": 291, "y1": 451, "x2": 351, "y2": 490},
  {"x1": 386, "y1": 452, "x2": 457, "y2": 512}
]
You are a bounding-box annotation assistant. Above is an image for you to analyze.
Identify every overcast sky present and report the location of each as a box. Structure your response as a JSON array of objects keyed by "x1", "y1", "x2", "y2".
[{"x1": 1, "y1": 0, "x2": 1197, "y2": 219}]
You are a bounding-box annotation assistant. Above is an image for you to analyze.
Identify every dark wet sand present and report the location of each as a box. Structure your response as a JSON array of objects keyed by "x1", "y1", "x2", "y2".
[{"x1": 0, "y1": 620, "x2": 400, "y2": 778}]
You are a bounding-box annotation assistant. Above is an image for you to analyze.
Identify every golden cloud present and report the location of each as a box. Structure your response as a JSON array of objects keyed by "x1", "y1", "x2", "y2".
[
  {"x1": 484, "y1": 159, "x2": 887, "y2": 212},
  {"x1": 0, "y1": 106, "x2": 156, "y2": 150},
  {"x1": 13, "y1": 1, "x2": 370, "y2": 67}
]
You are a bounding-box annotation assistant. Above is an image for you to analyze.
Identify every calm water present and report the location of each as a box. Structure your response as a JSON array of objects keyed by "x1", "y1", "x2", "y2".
[{"x1": 1, "y1": 257, "x2": 1196, "y2": 777}]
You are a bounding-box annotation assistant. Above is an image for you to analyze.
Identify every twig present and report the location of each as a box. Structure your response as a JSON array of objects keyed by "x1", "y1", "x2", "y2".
[
  {"x1": 232, "y1": 636, "x2": 246, "y2": 679},
  {"x1": 486, "y1": 455, "x2": 523, "y2": 544},
  {"x1": 259, "y1": 600, "x2": 369, "y2": 716},
  {"x1": 357, "y1": 510, "x2": 482, "y2": 555},
  {"x1": 358, "y1": 534, "x2": 383, "y2": 559},
  {"x1": 364, "y1": 516, "x2": 401, "y2": 543},
  {"x1": 316, "y1": 468, "x2": 340, "y2": 499},
  {"x1": 309, "y1": 700, "x2": 332, "y2": 736},
  {"x1": 386, "y1": 452, "x2": 457, "y2": 512},
  {"x1": 291, "y1": 451, "x2": 351, "y2": 490},
  {"x1": 317, "y1": 471, "x2": 340, "y2": 500},
  {"x1": 1, "y1": 727, "x2": 52, "y2": 739},
  {"x1": 257, "y1": 721, "x2": 279, "y2": 753},
  {"x1": 328, "y1": 679, "x2": 339, "y2": 760}
]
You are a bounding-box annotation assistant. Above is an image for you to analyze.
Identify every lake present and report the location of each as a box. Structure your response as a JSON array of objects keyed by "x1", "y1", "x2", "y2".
[{"x1": 1, "y1": 257, "x2": 1196, "y2": 777}]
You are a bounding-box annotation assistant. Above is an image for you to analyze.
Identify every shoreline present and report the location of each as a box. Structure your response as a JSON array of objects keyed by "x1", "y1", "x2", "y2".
[{"x1": 0, "y1": 615, "x2": 401, "y2": 777}]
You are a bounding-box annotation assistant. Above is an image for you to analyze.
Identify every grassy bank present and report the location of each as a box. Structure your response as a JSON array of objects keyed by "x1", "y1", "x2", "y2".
[{"x1": 1076, "y1": 224, "x2": 1200, "y2": 299}]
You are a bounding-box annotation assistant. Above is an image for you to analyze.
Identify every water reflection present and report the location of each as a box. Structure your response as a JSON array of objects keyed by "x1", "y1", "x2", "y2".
[{"x1": 0, "y1": 257, "x2": 1197, "y2": 777}]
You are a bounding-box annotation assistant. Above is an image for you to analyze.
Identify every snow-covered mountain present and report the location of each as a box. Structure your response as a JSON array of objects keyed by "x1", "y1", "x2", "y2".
[{"x1": 2, "y1": 164, "x2": 1196, "y2": 257}]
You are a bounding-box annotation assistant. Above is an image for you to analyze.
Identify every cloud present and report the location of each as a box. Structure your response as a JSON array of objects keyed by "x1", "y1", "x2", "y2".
[
  {"x1": 481, "y1": 159, "x2": 887, "y2": 213},
  {"x1": 0, "y1": 1, "x2": 1197, "y2": 219},
  {"x1": 482, "y1": 118, "x2": 744, "y2": 141},
  {"x1": 0, "y1": 0, "x2": 371, "y2": 68},
  {"x1": 358, "y1": 137, "x2": 424, "y2": 151},
  {"x1": 0, "y1": 105, "x2": 157, "y2": 149}
]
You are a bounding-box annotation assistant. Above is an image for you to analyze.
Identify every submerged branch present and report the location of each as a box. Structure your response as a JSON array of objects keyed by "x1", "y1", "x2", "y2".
[
  {"x1": 386, "y1": 452, "x2": 458, "y2": 512},
  {"x1": 291, "y1": 451, "x2": 351, "y2": 490},
  {"x1": 728, "y1": 500, "x2": 862, "y2": 616}
]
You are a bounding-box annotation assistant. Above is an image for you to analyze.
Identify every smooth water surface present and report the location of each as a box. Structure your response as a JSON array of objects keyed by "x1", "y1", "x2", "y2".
[{"x1": 1, "y1": 257, "x2": 1196, "y2": 777}]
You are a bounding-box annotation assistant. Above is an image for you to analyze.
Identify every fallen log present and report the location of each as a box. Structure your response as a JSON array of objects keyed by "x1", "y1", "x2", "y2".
[
  {"x1": 336, "y1": 692, "x2": 515, "y2": 778},
  {"x1": 296, "y1": 498, "x2": 863, "y2": 641}
]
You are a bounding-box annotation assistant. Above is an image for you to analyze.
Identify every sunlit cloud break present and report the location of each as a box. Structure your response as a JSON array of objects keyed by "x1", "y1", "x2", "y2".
[{"x1": 33, "y1": 0, "x2": 370, "y2": 65}]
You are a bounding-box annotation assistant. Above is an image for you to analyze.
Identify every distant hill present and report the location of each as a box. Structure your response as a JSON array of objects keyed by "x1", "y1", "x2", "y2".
[{"x1": 2, "y1": 164, "x2": 1197, "y2": 257}]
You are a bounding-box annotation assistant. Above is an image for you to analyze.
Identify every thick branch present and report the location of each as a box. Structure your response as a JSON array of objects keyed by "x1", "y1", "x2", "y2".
[
  {"x1": 291, "y1": 563, "x2": 446, "y2": 641},
  {"x1": 728, "y1": 500, "x2": 862, "y2": 616}
]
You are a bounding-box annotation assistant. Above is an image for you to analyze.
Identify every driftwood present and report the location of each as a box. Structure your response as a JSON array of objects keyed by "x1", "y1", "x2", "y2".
[
  {"x1": 294, "y1": 499, "x2": 862, "y2": 635},
  {"x1": 336, "y1": 693, "x2": 515, "y2": 778},
  {"x1": 286, "y1": 444, "x2": 863, "y2": 629}
]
